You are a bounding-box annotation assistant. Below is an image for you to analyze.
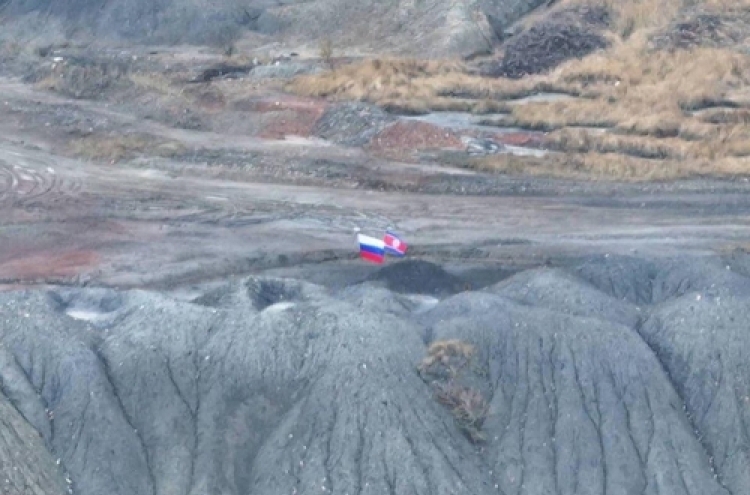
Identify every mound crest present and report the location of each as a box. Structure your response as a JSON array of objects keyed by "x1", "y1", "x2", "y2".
[{"x1": 1, "y1": 256, "x2": 749, "y2": 495}]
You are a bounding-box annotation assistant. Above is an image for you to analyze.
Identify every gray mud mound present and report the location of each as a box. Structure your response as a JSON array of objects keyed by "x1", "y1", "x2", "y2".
[
  {"x1": 2, "y1": 0, "x2": 546, "y2": 57},
  {"x1": 0, "y1": 283, "x2": 485, "y2": 495},
  {"x1": 191, "y1": 276, "x2": 326, "y2": 311},
  {"x1": 365, "y1": 259, "x2": 466, "y2": 296},
  {"x1": 1, "y1": 256, "x2": 748, "y2": 495},
  {"x1": 3, "y1": 0, "x2": 252, "y2": 46},
  {"x1": 419, "y1": 292, "x2": 729, "y2": 495},
  {"x1": 336, "y1": 283, "x2": 440, "y2": 319},
  {"x1": 640, "y1": 291, "x2": 750, "y2": 494},
  {"x1": 575, "y1": 254, "x2": 750, "y2": 305},
  {"x1": 486, "y1": 266, "x2": 641, "y2": 327},
  {"x1": 0, "y1": 385, "x2": 69, "y2": 495},
  {"x1": 271, "y1": 0, "x2": 549, "y2": 57}
]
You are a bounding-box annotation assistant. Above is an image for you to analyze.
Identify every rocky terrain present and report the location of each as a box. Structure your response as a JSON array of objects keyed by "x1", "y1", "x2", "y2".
[
  {"x1": 3, "y1": 256, "x2": 750, "y2": 495},
  {"x1": 0, "y1": 0, "x2": 548, "y2": 58},
  {"x1": 2, "y1": 0, "x2": 750, "y2": 494}
]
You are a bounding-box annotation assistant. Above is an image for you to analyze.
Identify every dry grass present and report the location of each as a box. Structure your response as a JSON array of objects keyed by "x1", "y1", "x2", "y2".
[
  {"x1": 67, "y1": 134, "x2": 186, "y2": 163},
  {"x1": 286, "y1": 58, "x2": 578, "y2": 114},
  {"x1": 129, "y1": 72, "x2": 185, "y2": 98},
  {"x1": 417, "y1": 339, "x2": 489, "y2": 443},
  {"x1": 432, "y1": 381, "x2": 490, "y2": 443},
  {"x1": 283, "y1": 0, "x2": 750, "y2": 179},
  {"x1": 467, "y1": 151, "x2": 750, "y2": 181},
  {"x1": 418, "y1": 339, "x2": 475, "y2": 378},
  {"x1": 506, "y1": 41, "x2": 750, "y2": 178}
]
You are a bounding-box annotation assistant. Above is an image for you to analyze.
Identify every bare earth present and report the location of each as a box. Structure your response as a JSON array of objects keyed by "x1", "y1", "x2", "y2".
[
  {"x1": 3, "y1": 31, "x2": 750, "y2": 495},
  {"x1": 2, "y1": 69, "x2": 750, "y2": 295}
]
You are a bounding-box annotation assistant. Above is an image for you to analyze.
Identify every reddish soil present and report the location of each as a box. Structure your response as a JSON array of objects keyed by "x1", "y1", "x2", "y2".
[
  {"x1": 192, "y1": 88, "x2": 228, "y2": 111},
  {"x1": 232, "y1": 95, "x2": 329, "y2": 138},
  {"x1": 367, "y1": 121, "x2": 464, "y2": 154},
  {"x1": 259, "y1": 108, "x2": 326, "y2": 138},
  {"x1": 233, "y1": 96, "x2": 328, "y2": 114},
  {"x1": 0, "y1": 250, "x2": 101, "y2": 282},
  {"x1": 495, "y1": 131, "x2": 546, "y2": 147}
]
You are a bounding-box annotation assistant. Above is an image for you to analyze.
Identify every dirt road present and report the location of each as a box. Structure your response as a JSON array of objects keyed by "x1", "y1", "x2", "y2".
[{"x1": 2, "y1": 75, "x2": 750, "y2": 291}]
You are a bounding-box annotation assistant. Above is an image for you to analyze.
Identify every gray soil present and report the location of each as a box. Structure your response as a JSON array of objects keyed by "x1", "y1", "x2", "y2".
[
  {"x1": 1, "y1": 29, "x2": 750, "y2": 495},
  {"x1": 2, "y1": 256, "x2": 750, "y2": 495},
  {"x1": 0, "y1": 0, "x2": 547, "y2": 58}
]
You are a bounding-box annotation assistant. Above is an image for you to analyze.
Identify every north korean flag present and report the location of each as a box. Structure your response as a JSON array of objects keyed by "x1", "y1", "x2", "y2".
[{"x1": 384, "y1": 230, "x2": 407, "y2": 256}]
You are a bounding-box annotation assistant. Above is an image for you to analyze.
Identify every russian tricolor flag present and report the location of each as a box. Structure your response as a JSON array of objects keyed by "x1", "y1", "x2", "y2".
[
  {"x1": 357, "y1": 233, "x2": 386, "y2": 263},
  {"x1": 384, "y1": 230, "x2": 407, "y2": 256}
]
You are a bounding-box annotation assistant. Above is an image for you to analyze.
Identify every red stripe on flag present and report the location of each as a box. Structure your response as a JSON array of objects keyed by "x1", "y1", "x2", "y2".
[{"x1": 360, "y1": 250, "x2": 384, "y2": 263}]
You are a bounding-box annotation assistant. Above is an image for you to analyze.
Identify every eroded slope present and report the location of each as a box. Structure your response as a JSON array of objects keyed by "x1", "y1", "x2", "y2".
[{"x1": 1, "y1": 256, "x2": 749, "y2": 495}]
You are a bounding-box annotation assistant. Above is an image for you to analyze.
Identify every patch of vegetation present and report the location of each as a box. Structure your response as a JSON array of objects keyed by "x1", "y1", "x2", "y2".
[
  {"x1": 34, "y1": 58, "x2": 130, "y2": 99},
  {"x1": 463, "y1": 151, "x2": 750, "y2": 181},
  {"x1": 287, "y1": 0, "x2": 750, "y2": 180},
  {"x1": 418, "y1": 339, "x2": 490, "y2": 443},
  {"x1": 286, "y1": 58, "x2": 574, "y2": 115},
  {"x1": 319, "y1": 38, "x2": 334, "y2": 69},
  {"x1": 67, "y1": 133, "x2": 187, "y2": 163}
]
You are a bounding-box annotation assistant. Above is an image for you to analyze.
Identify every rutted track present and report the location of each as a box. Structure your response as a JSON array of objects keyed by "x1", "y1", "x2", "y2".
[
  {"x1": 2, "y1": 75, "x2": 750, "y2": 290},
  {"x1": 0, "y1": 156, "x2": 83, "y2": 209}
]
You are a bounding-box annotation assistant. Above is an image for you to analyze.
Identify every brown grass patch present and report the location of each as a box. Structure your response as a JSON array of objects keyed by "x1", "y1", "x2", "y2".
[
  {"x1": 282, "y1": 1, "x2": 750, "y2": 180},
  {"x1": 129, "y1": 72, "x2": 187, "y2": 98},
  {"x1": 418, "y1": 339, "x2": 488, "y2": 443},
  {"x1": 466, "y1": 151, "x2": 750, "y2": 181},
  {"x1": 68, "y1": 133, "x2": 187, "y2": 163},
  {"x1": 286, "y1": 58, "x2": 575, "y2": 114},
  {"x1": 35, "y1": 60, "x2": 129, "y2": 99}
]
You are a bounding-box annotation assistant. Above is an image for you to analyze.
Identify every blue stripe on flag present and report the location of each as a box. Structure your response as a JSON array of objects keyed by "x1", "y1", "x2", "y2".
[{"x1": 360, "y1": 243, "x2": 385, "y2": 255}]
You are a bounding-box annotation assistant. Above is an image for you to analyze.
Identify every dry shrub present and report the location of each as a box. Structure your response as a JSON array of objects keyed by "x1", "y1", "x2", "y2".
[
  {"x1": 36, "y1": 60, "x2": 129, "y2": 99},
  {"x1": 418, "y1": 339, "x2": 475, "y2": 378},
  {"x1": 319, "y1": 38, "x2": 334, "y2": 68},
  {"x1": 129, "y1": 72, "x2": 184, "y2": 97},
  {"x1": 68, "y1": 134, "x2": 186, "y2": 163},
  {"x1": 433, "y1": 381, "x2": 490, "y2": 443},
  {"x1": 418, "y1": 339, "x2": 489, "y2": 443}
]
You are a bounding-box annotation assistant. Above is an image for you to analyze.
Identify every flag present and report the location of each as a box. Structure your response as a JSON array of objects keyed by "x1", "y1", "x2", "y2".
[
  {"x1": 384, "y1": 230, "x2": 407, "y2": 256},
  {"x1": 357, "y1": 233, "x2": 386, "y2": 263}
]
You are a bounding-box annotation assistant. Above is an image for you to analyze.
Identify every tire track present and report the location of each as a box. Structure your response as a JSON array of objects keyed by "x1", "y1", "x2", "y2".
[{"x1": 0, "y1": 159, "x2": 83, "y2": 209}]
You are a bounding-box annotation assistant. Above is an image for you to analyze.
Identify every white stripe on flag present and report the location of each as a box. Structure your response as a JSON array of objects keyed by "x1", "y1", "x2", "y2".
[{"x1": 357, "y1": 233, "x2": 385, "y2": 249}]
